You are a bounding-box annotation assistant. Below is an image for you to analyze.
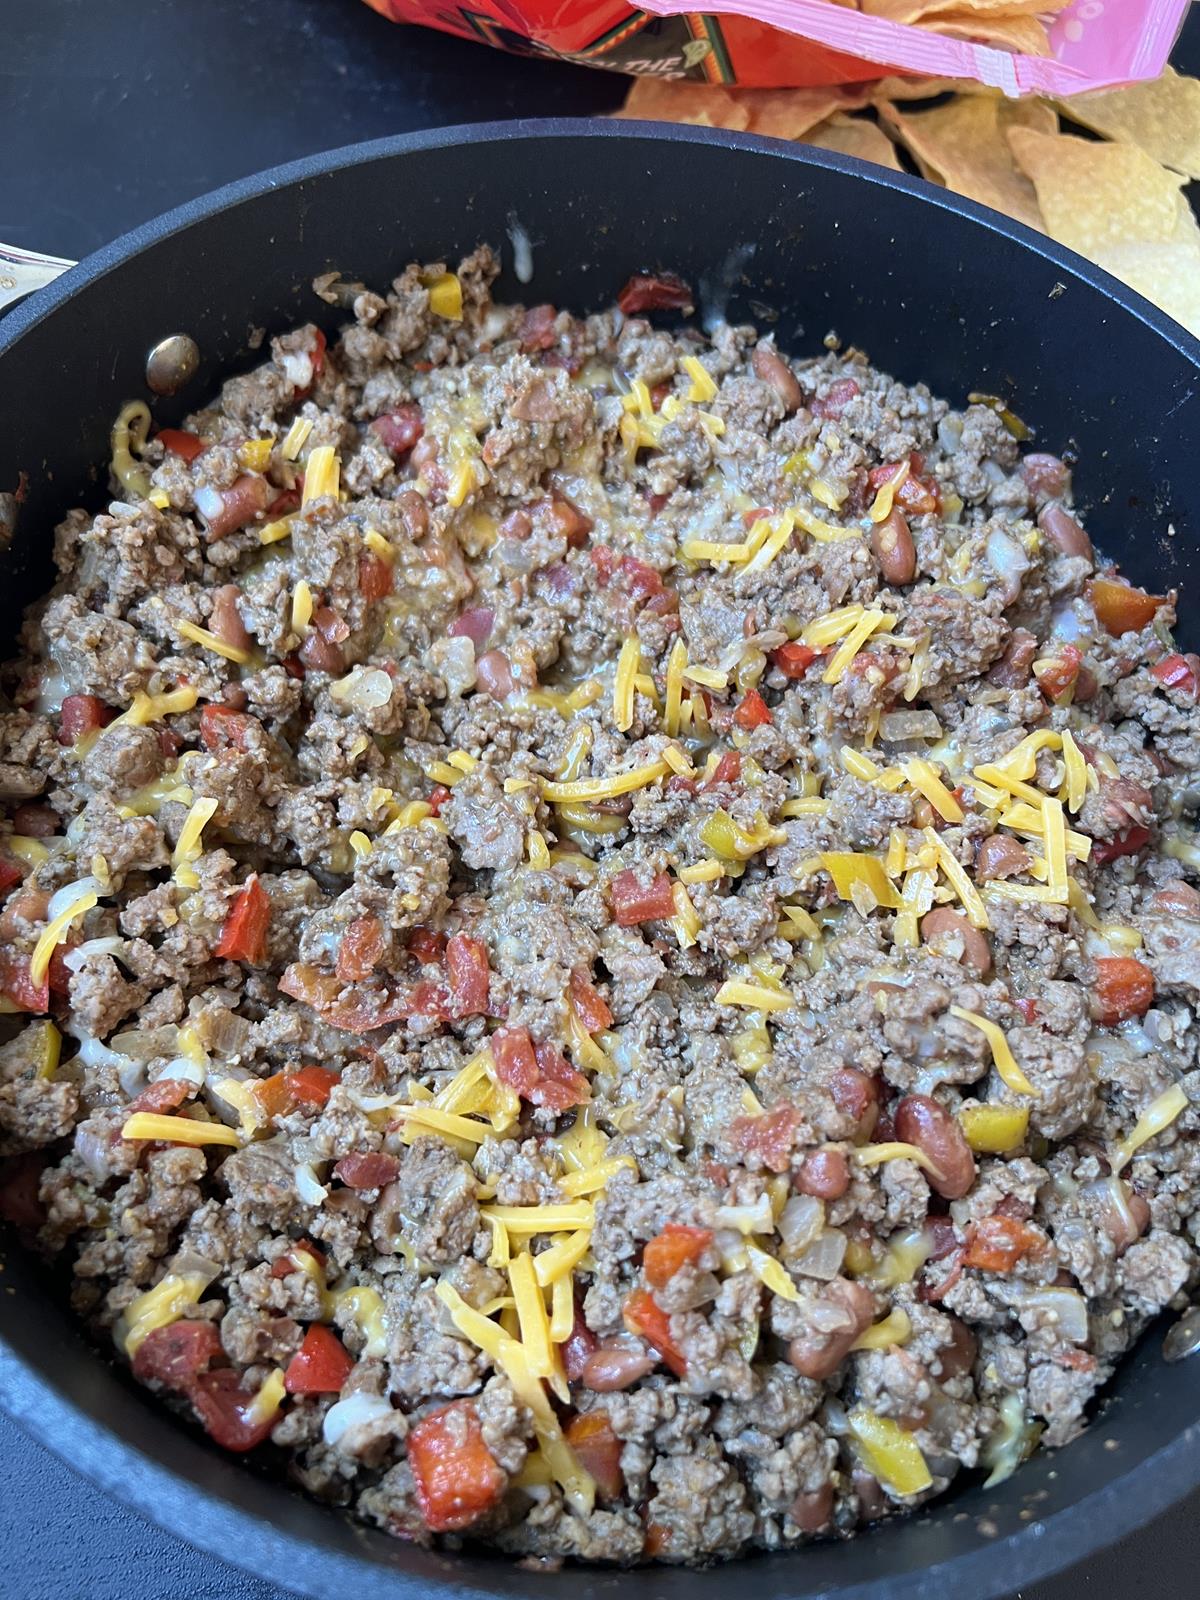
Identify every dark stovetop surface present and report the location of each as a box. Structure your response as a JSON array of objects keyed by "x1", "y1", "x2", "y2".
[{"x1": 2, "y1": 0, "x2": 1198, "y2": 1595}]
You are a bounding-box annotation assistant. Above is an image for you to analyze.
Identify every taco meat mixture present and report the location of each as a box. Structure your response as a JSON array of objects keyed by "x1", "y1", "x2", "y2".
[{"x1": 1, "y1": 247, "x2": 1198, "y2": 1562}]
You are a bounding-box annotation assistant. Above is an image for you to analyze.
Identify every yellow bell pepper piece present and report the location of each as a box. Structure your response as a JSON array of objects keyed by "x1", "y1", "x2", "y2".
[
  {"x1": 847, "y1": 1408, "x2": 933, "y2": 1497},
  {"x1": 959, "y1": 1102, "x2": 1030, "y2": 1154}
]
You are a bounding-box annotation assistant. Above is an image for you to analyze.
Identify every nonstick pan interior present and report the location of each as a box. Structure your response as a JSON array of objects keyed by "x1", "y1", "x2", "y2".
[{"x1": 2, "y1": 119, "x2": 1200, "y2": 1600}]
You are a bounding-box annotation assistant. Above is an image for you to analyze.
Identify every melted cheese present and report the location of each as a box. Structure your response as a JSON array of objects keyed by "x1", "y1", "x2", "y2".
[
  {"x1": 29, "y1": 887, "x2": 98, "y2": 985},
  {"x1": 1112, "y1": 1082, "x2": 1189, "y2": 1173},
  {"x1": 539, "y1": 758, "x2": 668, "y2": 804},
  {"x1": 823, "y1": 610, "x2": 890, "y2": 684},
  {"x1": 714, "y1": 980, "x2": 793, "y2": 1012},
  {"x1": 301, "y1": 444, "x2": 340, "y2": 505}
]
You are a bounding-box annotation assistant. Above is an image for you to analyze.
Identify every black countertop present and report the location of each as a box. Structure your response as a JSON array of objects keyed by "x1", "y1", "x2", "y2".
[{"x1": 2, "y1": 1, "x2": 1198, "y2": 1595}]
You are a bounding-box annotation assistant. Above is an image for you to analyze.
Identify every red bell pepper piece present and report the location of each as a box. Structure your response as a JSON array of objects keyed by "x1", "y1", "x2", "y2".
[
  {"x1": 622, "y1": 1288, "x2": 687, "y2": 1377},
  {"x1": 407, "y1": 1400, "x2": 506, "y2": 1532},
  {"x1": 733, "y1": 687, "x2": 772, "y2": 729},
  {"x1": 214, "y1": 875, "x2": 271, "y2": 965},
  {"x1": 284, "y1": 1324, "x2": 354, "y2": 1395},
  {"x1": 157, "y1": 428, "x2": 205, "y2": 463}
]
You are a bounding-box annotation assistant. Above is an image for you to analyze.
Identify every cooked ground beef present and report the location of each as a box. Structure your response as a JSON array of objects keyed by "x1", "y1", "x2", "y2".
[{"x1": 1, "y1": 249, "x2": 1198, "y2": 1562}]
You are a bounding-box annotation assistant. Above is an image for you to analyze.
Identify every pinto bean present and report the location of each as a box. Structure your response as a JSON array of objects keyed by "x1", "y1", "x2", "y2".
[
  {"x1": 920, "y1": 907, "x2": 992, "y2": 977},
  {"x1": 795, "y1": 1148, "x2": 851, "y2": 1200},
  {"x1": 1150, "y1": 881, "x2": 1200, "y2": 918},
  {"x1": 582, "y1": 1344, "x2": 657, "y2": 1392},
  {"x1": 751, "y1": 344, "x2": 803, "y2": 413},
  {"x1": 787, "y1": 1279, "x2": 875, "y2": 1380},
  {"x1": 975, "y1": 833, "x2": 1031, "y2": 882},
  {"x1": 1038, "y1": 504, "x2": 1093, "y2": 564},
  {"x1": 870, "y1": 507, "x2": 916, "y2": 585},
  {"x1": 894, "y1": 1095, "x2": 975, "y2": 1200},
  {"x1": 298, "y1": 629, "x2": 345, "y2": 675},
  {"x1": 829, "y1": 1067, "x2": 880, "y2": 1140},
  {"x1": 790, "y1": 1482, "x2": 834, "y2": 1534},
  {"x1": 476, "y1": 650, "x2": 514, "y2": 700}
]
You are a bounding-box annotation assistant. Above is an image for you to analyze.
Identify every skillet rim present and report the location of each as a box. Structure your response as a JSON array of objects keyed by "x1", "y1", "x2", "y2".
[{"x1": 2, "y1": 114, "x2": 1200, "y2": 1599}]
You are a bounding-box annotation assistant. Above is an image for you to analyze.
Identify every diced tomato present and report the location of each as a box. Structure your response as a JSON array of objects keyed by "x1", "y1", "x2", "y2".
[
  {"x1": 214, "y1": 874, "x2": 271, "y2": 965},
  {"x1": 491, "y1": 1025, "x2": 589, "y2": 1111},
  {"x1": 1091, "y1": 825, "x2": 1151, "y2": 864},
  {"x1": 704, "y1": 750, "x2": 742, "y2": 789},
  {"x1": 308, "y1": 327, "x2": 327, "y2": 379},
  {"x1": 867, "y1": 453, "x2": 940, "y2": 515},
  {"x1": 561, "y1": 1299, "x2": 598, "y2": 1381},
  {"x1": 199, "y1": 703, "x2": 255, "y2": 752},
  {"x1": 589, "y1": 546, "x2": 618, "y2": 586},
  {"x1": 336, "y1": 916, "x2": 386, "y2": 983},
  {"x1": 284, "y1": 1324, "x2": 354, "y2": 1395},
  {"x1": 811, "y1": 377, "x2": 860, "y2": 419},
  {"x1": 622, "y1": 1288, "x2": 686, "y2": 1378},
  {"x1": 1151, "y1": 653, "x2": 1200, "y2": 699},
  {"x1": 733, "y1": 687, "x2": 772, "y2": 730},
  {"x1": 267, "y1": 488, "x2": 301, "y2": 519},
  {"x1": 408, "y1": 926, "x2": 447, "y2": 965},
  {"x1": 128, "y1": 1078, "x2": 193, "y2": 1115},
  {"x1": 334, "y1": 1151, "x2": 400, "y2": 1190},
  {"x1": 270, "y1": 1239, "x2": 326, "y2": 1278},
  {"x1": 619, "y1": 555, "x2": 665, "y2": 603},
  {"x1": 279, "y1": 961, "x2": 436, "y2": 1033},
  {"x1": 1034, "y1": 642, "x2": 1081, "y2": 704},
  {"x1": 132, "y1": 1320, "x2": 223, "y2": 1389},
  {"x1": 447, "y1": 606, "x2": 495, "y2": 646},
  {"x1": 0, "y1": 952, "x2": 49, "y2": 1014},
  {"x1": 729, "y1": 1104, "x2": 799, "y2": 1173},
  {"x1": 743, "y1": 508, "x2": 771, "y2": 528},
  {"x1": 445, "y1": 932, "x2": 490, "y2": 1017},
  {"x1": 427, "y1": 784, "x2": 451, "y2": 816},
  {"x1": 1092, "y1": 956, "x2": 1155, "y2": 1027},
  {"x1": 0, "y1": 1151, "x2": 46, "y2": 1230},
  {"x1": 281, "y1": 652, "x2": 305, "y2": 680},
  {"x1": 565, "y1": 1411, "x2": 624, "y2": 1500},
  {"x1": 58, "y1": 694, "x2": 113, "y2": 747},
  {"x1": 0, "y1": 856, "x2": 23, "y2": 893},
  {"x1": 1014, "y1": 997, "x2": 1040, "y2": 1023},
  {"x1": 357, "y1": 550, "x2": 394, "y2": 601},
  {"x1": 189, "y1": 1367, "x2": 282, "y2": 1452},
  {"x1": 408, "y1": 1400, "x2": 506, "y2": 1532},
  {"x1": 963, "y1": 1216, "x2": 1046, "y2": 1273},
  {"x1": 610, "y1": 869, "x2": 675, "y2": 927},
  {"x1": 1090, "y1": 576, "x2": 1163, "y2": 637},
  {"x1": 772, "y1": 642, "x2": 818, "y2": 680},
  {"x1": 617, "y1": 273, "x2": 693, "y2": 316},
  {"x1": 643, "y1": 1224, "x2": 713, "y2": 1289},
  {"x1": 644, "y1": 1523, "x2": 670, "y2": 1559},
  {"x1": 289, "y1": 1064, "x2": 341, "y2": 1106},
  {"x1": 157, "y1": 428, "x2": 205, "y2": 463},
  {"x1": 569, "y1": 968, "x2": 612, "y2": 1032},
  {"x1": 370, "y1": 405, "x2": 425, "y2": 459}
]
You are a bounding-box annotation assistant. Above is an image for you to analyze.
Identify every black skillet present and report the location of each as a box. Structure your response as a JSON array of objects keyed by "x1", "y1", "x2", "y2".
[{"x1": 1, "y1": 119, "x2": 1199, "y2": 1600}]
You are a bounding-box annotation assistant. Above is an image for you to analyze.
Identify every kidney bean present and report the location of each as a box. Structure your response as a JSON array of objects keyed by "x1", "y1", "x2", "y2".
[
  {"x1": 787, "y1": 1279, "x2": 875, "y2": 1380},
  {"x1": 298, "y1": 629, "x2": 345, "y2": 676},
  {"x1": 499, "y1": 509, "x2": 532, "y2": 542},
  {"x1": 1021, "y1": 453, "x2": 1071, "y2": 501},
  {"x1": 11, "y1": 803, "x2": 60, "y2": 838},
  {"x1": 201, "y1": 474, "x2": 271, "y2": 541},
  {"x1": 853, "y1": 1470, "x2": 887, "y2": 1525},
  {"x1": 751, "y1": 345, "x2": 803, "y2": 414},
  {"x1": 830, "y1": 1068, "x2": 880, "y2": 1140},
  {"x1": 936, "y1": 1315, "x2": 978, "y2": 1381},
  {"x1": 582, "y1": 1344, "x2": 658, "y2": 1392},
  {"x1": 975, "y1": 833, "x2": 1031, "y2": 882},
  {"x1": 1150, "y1": 881, "x2": 1200, "y2": 918},
  {"x1": 894, "y1": 1095, "x2": 975, "y2": 1200},
  {"x1": 795, "y1": 1148, "x2": 850, "y2": 1200},
  {"x1": 210, "y1": 584, "x2": 252, "y2": 652},
  {"x1": 790, "y1": 1482, "x2": 834, "y2": 1535},
  {"x1": 1039, "y1": 504, "x2": 1093, "y2": 564},
  {"x1": 920, "y1": 907, "x2": 991, "y2": 977},
  {"x1": 476, "y1": 649, "x2": 514, "y2": 700},
  {"x1": 1084, "y1": 1178, "x2": 1151, "y2": 1254},
  {"x1": 396, "y1": 488, "x2": 429, "y2": 541},
  {"x1": 869, "y1": 507, "x2": 916, "y2": 585}
]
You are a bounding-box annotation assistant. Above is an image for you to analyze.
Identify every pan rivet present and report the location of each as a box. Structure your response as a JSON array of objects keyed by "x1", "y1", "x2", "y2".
[
  {"x1": 1162, "y1": 1305, "x2": 1200, "y2": 1362},
  {"x1": 145, "y1": 334, "x2": 200, "y2": 396}
]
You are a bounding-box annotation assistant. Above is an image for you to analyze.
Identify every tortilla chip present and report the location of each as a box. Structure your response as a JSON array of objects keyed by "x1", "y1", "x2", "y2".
[
  {"x1": 742, "y1": 87, "x2": 868, "y2": 139},
  {"x1": 925, "y1": 13, "x2": 1053, "y2": 54},
  {"x1": 868, "y1": 75, "x2": 993, "y2": 102},
  {"x1": 616, "y1": 79, "x2": 753, "y2": 132},
  {"x1": 804, "y1": 114, "x2": 903, "y2": 170},
  {"x1": 1008, "y1": 127, "x2": 1187, "y2": 255},
  {"x1": 880, "y1": 95, "x2": 1056, "y2": 231},
  {"x1": 1093, "y1": 236, "x2": 1200, "y2": 337},
  {"x1": 1056, "y1": 67, "x2": 1200, "y2": 180}
]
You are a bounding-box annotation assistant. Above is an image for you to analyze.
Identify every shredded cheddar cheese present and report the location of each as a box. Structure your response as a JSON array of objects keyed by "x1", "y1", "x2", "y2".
[
  {"x1": 281, "y1": 416, "x2": 313, "y2": 460},
  {"x1": 853, "y1": 1141, "x2": 946, "y2": 1181},
  {"x1": 174, "y1": 618, "x2": 253, "y2": 665},
  {"x1": 613, "y1": 634, "x2": 641, "y2": 733},
  {"x1": 949, "y1": 1006, "x2": 1037, "y2": 1096},
  {"x1": 540, "y1": 758, "x2": 668, "y2": 804},
  {"x1": 120, "y1": 1112, "x2": 240, "y2": 1147},
  {"x1": 301, "y1": 445, "x2": 340, "y2": 505},
  {"x1": 824, "y1": 610, "x2": 890, "y2": 684},
  {"x1": 902, "y1": 759, "x2": 963, "y2": 823},
  {"x1": 1111, "y1": 1082, "x2": 1189, "y2": 1173}
]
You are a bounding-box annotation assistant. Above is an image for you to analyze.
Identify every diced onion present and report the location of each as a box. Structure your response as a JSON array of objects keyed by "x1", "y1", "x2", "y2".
[
  {"x1": 778, "y1": 1194, "x2": 825, "y2": 1254},
  {"x1": 295, "y1": 1162, "x2": 329, "y2": 1205},
  {"x1": 329, "y1": 666, "x2": 394, "y2": 711},
  {"x1": 793, "y1": 1229, "x2": 848, "y2": 1280},
  {"x1": 158, "y1": 1056, "x2": 207, "y2": 1088},
  {"x1": 194, "y1": 485, "x2": 224, "y2": 524},
  {"x1": 322, "y1": 1391, "x2": 394, "y2": 1448},
  {"x1": 1005, "y1": 1285, "x2": 1089, "y2": 1344},
  {"x1": 48, "y1": 876, "x2": 101, "y2": 922},
  {"x1": 880, "y1": 710, "x2": 943, "y2": 744},
  {"x1": 62, "y1": 936, "x2": 126, "y2": 972}
]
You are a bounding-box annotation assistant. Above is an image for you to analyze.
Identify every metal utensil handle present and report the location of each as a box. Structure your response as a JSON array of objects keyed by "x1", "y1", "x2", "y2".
[{"x1": 0, "y1": 241, "x2": 76, "y2": 312}]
